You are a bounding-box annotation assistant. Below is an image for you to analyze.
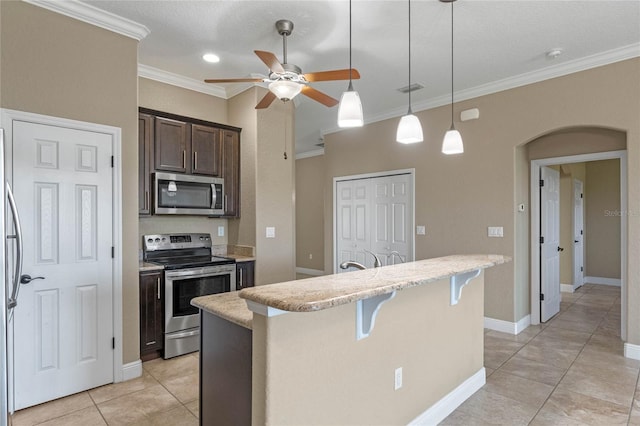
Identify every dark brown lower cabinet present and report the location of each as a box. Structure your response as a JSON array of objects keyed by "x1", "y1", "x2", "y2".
[
  {"x1": 200, "y1": 311, "x2": 252, "y2": 425},
  {"x1": 236, "y1": 261, "x2": 255, "y2": 290},
  {"x1": 140, "y1": 270, "x2": 164, "y2": 361}
]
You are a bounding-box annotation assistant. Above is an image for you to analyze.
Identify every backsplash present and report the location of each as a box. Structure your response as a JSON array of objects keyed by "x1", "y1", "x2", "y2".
[{"x1": 138, "y1": 216, "x2": 229, "y2": 248}]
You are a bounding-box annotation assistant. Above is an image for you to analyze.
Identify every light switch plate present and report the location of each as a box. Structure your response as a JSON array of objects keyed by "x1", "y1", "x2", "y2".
[
  {"x1": 416, "y1": 225, "x2": 426, "y2": 235},
  {"x1": 218, "y1": 226, "x2": 225, "y2": 237},
  {"x1": 488, "y1": 226, "x2": 504, "y2": 237},
  {"x1": 266, "y1": 227, "x2": 276, "y2": 238}
]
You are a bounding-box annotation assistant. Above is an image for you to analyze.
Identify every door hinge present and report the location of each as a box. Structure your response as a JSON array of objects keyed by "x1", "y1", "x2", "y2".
[
  {"x1": 111, "y1": 246, "x2": 114, "y2": 258},
  {"x1": 540, "y1": 236, "x2": 544, "y2": 244},
  {"x1": 540, "y1": 293, "x2": 545, "y2": 301},
  {"x1": 111, "y1": 156, "x2": 114, "y2": 168},
  {"x1": 539, "y1": 179, "x2": 544, "y2": 187},
  {"x1": 581, "y1": 266, "x2": 584, "y2": 272},
  {"x1": 580, "y1": 193, "x2": 583, "y2": 199},
  {"x1": 580, "y1": 230, "x2": 583, "y2": 235},
  {"x1": 112, "y1": 337, "x2": 115, "y2": 349}
]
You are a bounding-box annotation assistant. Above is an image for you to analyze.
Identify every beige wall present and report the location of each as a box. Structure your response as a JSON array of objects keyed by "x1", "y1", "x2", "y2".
[
  {"x1": 0, "y1": 2, "x2": 140, "y2": 363},
  {"x1": 228, "y1": 87, "x2": 296, "y2": 285},
  {"x1": 585, "y1": 159, "x2": 621, "y2": 279},
  {"x1": 295, "y1": 155, "x2": 325, "y2": 271},
  {"x1": 138, "y1": 77, "x2": 229, "y2": 248},
  {"x1": 322, "y1": 59, "x2": 640, "y2": 340},
  {"x1": 252, "y1": 275, "x2": 484, "y2": 425}
]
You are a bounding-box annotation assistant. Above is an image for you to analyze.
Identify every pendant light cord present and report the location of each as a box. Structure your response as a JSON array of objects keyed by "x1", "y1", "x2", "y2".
[
  {"x1": 348, "y1": 0, "x2": 353, "y2": 87},
  {"x1": 408, "y1": 0, "x2": 412, "y2": 114},
  {"x1": 450, "y1": 1, "x2": 454, "y2": 126}
]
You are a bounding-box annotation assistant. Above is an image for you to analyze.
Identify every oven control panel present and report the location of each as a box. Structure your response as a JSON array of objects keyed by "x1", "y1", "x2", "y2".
[{"x1": 143, "y1": 233, "x2": 212, "y2": 251}]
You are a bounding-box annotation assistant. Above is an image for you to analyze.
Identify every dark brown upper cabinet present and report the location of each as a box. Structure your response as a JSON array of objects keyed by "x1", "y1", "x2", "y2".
[
  {"x1": 221, "y1": 129, "x2": 240, "y2": 217},
  {"x1": 154, "y1": 117, "x2": 189, "y2": 174},
  {"x1": 191, "y1": 124, "x2": 221, "y2": 176},
  {"x1": 138, "y1": 113, "x2": 153, "y2": 216}
]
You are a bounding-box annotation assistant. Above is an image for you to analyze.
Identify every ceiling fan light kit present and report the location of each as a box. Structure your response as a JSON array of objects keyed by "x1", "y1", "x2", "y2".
[
  {"x1": 441, "y1": 0, "x2": 464, "y2": 155},
  {"x1": 338, "y1": 0, "x2": 364, "y2": 128},
  {"x1": 268, "y1": 80, "x2": 302, "y2": 102},
  {"x1": 396, "y1": 0, "x2": 424, "y2": 144}
]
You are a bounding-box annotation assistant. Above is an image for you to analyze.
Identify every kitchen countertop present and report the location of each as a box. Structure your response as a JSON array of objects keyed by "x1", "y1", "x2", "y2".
[
  {"x1": 223, "y1": 254, "x2": 256, "y2": 263},
  {"x1": 192, "y1": 292, "x2": 252, "y2": 330},
  {"x1": 239, "y1": 254, "x2": 510, "y2": 313},
  {"x1": 139, "y1": 261, "x2": 164, "y2": 272}
]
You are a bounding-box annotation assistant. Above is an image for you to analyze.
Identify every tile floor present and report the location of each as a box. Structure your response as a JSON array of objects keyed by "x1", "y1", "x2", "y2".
[{"x1": 12, "y1": 284, "x2": 637, "y2": 425}]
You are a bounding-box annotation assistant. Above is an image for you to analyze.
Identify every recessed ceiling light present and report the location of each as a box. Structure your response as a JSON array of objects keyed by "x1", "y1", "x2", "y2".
[{"x1": 202, "y1": 53, "x2": 220, "y2": 63}]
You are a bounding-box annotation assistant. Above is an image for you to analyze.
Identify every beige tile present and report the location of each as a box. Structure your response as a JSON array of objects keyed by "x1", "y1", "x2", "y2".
[
  {"x1": 139, "y1": 405, "x2": 198, "y2": 426},
  {"x1": 162, "y1": 373, "x2": 199, "y2": 404},
  {"x1": 585, "y1": 333, "x2": 626, "y2": 356},
  {"x1": 629, "y1": 388, "x2": 640, "y2": 424},
  {"x1": 96, "y1": 384, "x2": 180, "y2": 425},
  {"x1": 535, "y1": 326, "x2": 592, "y2": 345},
  {"x1": 499, "y1": 354, "x2": 567, "y2": 386},
  {"x1": 576, "y1": 346, "x2": 640, "y2": 372},
  {"x1": 483, "y1": 370, "x2": 554, "y2": 409},
  {"x1": 546, "y1": 315, "x2": 600, "y2": 333},
  {"x1": 88, "y1": 371, "x2": 160, "y2": 405},
  {"x1": 484, "y1": 347, "x2": 515, "y2": 370},
  {"x1": 13, "y1": 392, "x2": 95, "y2": 426},
  {"x1": 557, "y1": 364, "x2": 637, "y2": 407},
  {"x1": 448, "y1": 389, "x2": 538, "y2": 425},
  {"x1": 485, "y1": 325, "x2": 541, "y2": 344},
  {"x1": 531, "y1": 387, "x2": 629, "y2": 425},
  {"x1": 439, "y1": 407, "x2": 496, "y2": 425},
  {"x1": 484, "y1": 367, "x2": 495, "y2": 378},
  {"x1": 37, "y1": 406, "x2": 106, "y2": 426},
  {"x1": 515, "y1": 340, "x2": 581, "y2": 369},
  {"x1": 185, "y1": 399, "x2": 199, "y2": 419},
  {"x1": 143, "y1": 354, "x2": 199, "y2": 383}
]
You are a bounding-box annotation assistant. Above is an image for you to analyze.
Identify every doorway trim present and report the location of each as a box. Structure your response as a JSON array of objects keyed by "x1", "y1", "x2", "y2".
[
  {"x1": 1, "y1": 108, "x2": 124, "y2": 382},
  {"x1": 333, "y1": 168, "x2": 416, "y2": 274},
  {"x1": 530, "y1": 150, "x2": 627, "y2": 340}
]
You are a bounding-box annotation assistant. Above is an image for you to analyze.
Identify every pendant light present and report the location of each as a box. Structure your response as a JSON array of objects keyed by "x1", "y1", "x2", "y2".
[
  {"x1": 441, "y1": 0, "x2": 464, "y2": 155},
  {"x1": 396, "y1": 0, "x2": 423, "y2": 144},
  {"x1": 337, "y1": 0, "x2": 363, "y2": 128}
]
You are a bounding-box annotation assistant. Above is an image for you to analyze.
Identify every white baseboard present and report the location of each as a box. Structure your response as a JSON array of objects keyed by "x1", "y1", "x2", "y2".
[
  {"x1": 121, "y1": 360, "x2": 143, "y2": 382},
  {"x1": 624, "y1": 343, "x2": 640, "y2": 360},
  {"x1": 560, "y1": 283, "x2": 574, "y2": 293},
  {"x1": 295, "y1": 267, "x2": 325, "y2": 276},
  {"x1": 408, "y1": 368, "x2": 485, "y2": 425},
  {"x1": 584, "y1": 276, "x2": 621, "y2": 287},
  {"x1": 484, "y1": 315, "x2": 531, "y2": 335}
]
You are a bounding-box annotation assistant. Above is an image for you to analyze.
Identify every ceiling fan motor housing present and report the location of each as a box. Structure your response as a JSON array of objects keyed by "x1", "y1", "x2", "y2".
[{"x1": 275, "y1": 19, "x2": 294, "y2": 36}]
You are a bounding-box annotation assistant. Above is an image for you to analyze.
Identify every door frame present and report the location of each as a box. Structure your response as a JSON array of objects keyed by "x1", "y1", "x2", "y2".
[
  {"x1": 332, "y1": 168, "x2": 415, "y2": 274},
  {"x1": 572, "y1": 178, "x2": 584, "y2": 291},
  {"x1": 530, "y1": 150, "x2": 627, "y2": 339},
  {"x1": 1, "y1": 108, "x2": 124, "y2": 382}
]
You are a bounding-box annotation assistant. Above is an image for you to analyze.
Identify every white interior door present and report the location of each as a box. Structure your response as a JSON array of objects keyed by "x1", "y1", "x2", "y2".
[
  {"x1": 573, "y1": 179, "x2": 584, "y2": 290},
  {"x1": 540, "y1": 166, "x2": 561, "y2": 322},
  {"x1": 11, "y1": 121, "x2": 114, "y2": 409},
  {"x1": 371, "y1": 175, "x2": 412, "y2": 266},
  {"x1": 336, "y1": 179, "x2": 370, "y2": 271}
]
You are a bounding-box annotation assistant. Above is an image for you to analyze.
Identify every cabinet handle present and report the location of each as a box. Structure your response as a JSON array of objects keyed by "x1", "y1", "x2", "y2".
[
  {"x1": 144, "y1": 191, "x2": 149, "y2": 211},
  {"x1": 240, "y1": 268, "x2": 243, "y2": 288},
  {"x1": 157, "y1": 277, "x2": 161, "y2": 300},
  {"x1": 182, "y1": 150, "x2": 186, "y2": 169},
  {"x1": 194, "y1": 151, "x2": 198, "y2": 170},
  {"x1": 224, "y1": 195, "x2": 228, "y2": 212},
  {"x1": 146, "y1": 341, "x2": 156, "y2": 346}
]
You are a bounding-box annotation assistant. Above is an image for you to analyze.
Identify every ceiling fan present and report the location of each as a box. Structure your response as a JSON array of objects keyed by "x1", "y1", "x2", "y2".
[{"x1": 204, "y1": 19, "x2": 360, "y2": 109}]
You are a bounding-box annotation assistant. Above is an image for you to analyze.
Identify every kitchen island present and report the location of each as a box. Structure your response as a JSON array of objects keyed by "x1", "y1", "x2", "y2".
[{"x1": 192, "y1": 254, "x2": 509, "y2": 425}]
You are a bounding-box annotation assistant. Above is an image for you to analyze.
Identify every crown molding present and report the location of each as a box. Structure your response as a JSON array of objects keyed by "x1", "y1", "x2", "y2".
[
  {"x1": 296, "y1": 148, "x2": 325, "y2": 160},
  {"x1": 322, "y1": 42, "x2": 640, "y2": 138},
  {"x1": 139, "y1": 64, "x2": 228, "y2": 98},
  {"x1": 24, "y1": 0, "x2": 150, "y2": 41}
]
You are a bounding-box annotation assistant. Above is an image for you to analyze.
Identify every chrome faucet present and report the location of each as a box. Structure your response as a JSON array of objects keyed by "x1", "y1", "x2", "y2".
[
  {"x1": 389, "y1": 251, "x2": 405, "y2": 264},
  {"x1": 364, "y1": 249, "x2": 382, "y2": 268},
  {"x1": 340, "y1": 261, "x2": 367, "y2": 270}
]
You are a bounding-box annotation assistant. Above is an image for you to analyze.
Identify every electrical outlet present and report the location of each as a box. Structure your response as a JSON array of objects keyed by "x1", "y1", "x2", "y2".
[
  {"x1": 266, "y1": 227, "x2": 276, "y2": 238},
  {"x1": 309, "y1": 254, "x2": 313, "y2": 260},
  {"x1": 217, "y1": 226, "x2": 224, "y2": 237},
  {"x1": 416, "y1": 226, "x2": 426, "y2": 235},
  {"x1": 488, "y1": 226, "x2": 504, "y2": 237},
  {"x1": 394, "y1": 367, "x2": 403, "y2": 390}
]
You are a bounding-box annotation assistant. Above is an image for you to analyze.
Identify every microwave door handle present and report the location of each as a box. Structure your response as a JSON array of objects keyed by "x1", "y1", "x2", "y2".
[{"x1": 211, "y1": 184, "x2": 217, "y2": 209}]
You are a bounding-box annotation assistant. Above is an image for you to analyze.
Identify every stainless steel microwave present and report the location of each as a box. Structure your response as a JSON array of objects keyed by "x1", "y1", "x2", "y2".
[{"x1": 154, "y1": 172, "x2": 224, "y2": 216}]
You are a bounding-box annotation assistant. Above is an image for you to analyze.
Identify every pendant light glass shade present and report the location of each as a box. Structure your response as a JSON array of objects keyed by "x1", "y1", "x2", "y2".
[
  {"x1": 396, "y1": 0, "x2": 423, "y2": 144},
  {"x1": 337, "y1": 89, "x2": 364, "y2": 127},
  {"x1": 396, "y1": 113, "x2": 423, "y2": 144},
  {"x1": 442, "y1": 125, "x2": 464, "y2": 154},
  {"x1": 268, "y1": 80, "x2": 302, "y2": 101},
  {"x1": 338, "y1": 0, "x2": 363, "y2": 128}
]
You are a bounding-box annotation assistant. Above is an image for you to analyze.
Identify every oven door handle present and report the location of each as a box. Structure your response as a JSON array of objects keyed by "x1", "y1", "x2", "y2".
[
  {"x1": 166, "y1": 329, "x2": 200, "y2": 340},
  {"x1": 164, "y1": 265, "x2": 236, "y2": 279}
]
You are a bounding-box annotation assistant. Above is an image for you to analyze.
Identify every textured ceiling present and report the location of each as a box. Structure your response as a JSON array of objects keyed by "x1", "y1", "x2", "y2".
[{"x1": 85, "y1": 0, "x2": 640, "y2": 154}]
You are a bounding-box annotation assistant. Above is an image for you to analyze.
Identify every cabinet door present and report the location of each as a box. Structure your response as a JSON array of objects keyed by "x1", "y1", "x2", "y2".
[
  {"x1": 140, "y1": 271, "x2": 164, "y2": 358},
  {"x1": 237, "y1": 261, "x2": 255, "y2": 290},
  {"x1": 191, "y1": 124, "x2": 221, "y2": 176},
  {"x1": 155, "y1": 117, "x2": 189, "y2": 173},
  {"x1": 221, "y1": 129, "x2": 240, "y2": 217},
  {"x1": 138, "y1": 114, "x2": 153, "y2": 215}
]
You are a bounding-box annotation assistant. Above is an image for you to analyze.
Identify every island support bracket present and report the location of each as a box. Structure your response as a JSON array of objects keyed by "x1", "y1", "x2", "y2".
[
  {"x1": 356, "y1": 291, "x2": 396, "y2": 340},
  {"x1": 450, "y1": 269, "x2": 481, "y2": 305}
]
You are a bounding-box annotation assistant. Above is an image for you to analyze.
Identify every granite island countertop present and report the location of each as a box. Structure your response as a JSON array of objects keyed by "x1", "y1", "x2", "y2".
[
  {"x1": 239, "y1": 254, "x2": 510, "y2": 313},
  {"x1": 192, "y1": 291, "x2": 252, "y2": 329}
]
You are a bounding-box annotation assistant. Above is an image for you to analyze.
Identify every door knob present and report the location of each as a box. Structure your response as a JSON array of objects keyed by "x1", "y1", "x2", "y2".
[
  {"x1": 557, "y1": 247, "x2": 564, "y2": 252},
  {"x1": 20, "y1": 274, "x2": 45, "y2": 284},
  {"x1": 574, "y1": 240, "x2": 579, "y2": 243}
]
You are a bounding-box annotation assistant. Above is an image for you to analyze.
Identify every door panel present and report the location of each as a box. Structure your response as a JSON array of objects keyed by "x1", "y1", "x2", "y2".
[
  {"x1": 540, "y1": 166, "x2": 561, "y2": 322},
  {"x1": 11, "y1": 121, "x2": 114, "y2": 409},
  {"x1": 573, "y1": 179, "x2": 584, "y2": 289}
]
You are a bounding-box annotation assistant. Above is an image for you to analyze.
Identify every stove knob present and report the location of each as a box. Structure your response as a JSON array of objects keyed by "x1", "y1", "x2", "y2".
[
  {"x1": 147, "y1": 239, "x2": 153, "y2": 243},
  {"x1": 199, "y1": 236, "x2": 203, "y2": 240},
  {"x1": 162, "y1": 237, "x2": 166, "y2": 242},
  {"x1": 155, "y1": 238, "x2": 160, "y2": 242}
]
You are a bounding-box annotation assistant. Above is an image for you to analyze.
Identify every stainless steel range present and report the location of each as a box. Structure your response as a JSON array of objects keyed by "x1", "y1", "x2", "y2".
[{"x1": 143, "y1": 233, "x2": 236, "y2": 358}]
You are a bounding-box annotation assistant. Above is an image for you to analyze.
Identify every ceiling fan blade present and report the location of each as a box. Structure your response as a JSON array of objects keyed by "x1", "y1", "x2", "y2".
[
  {"x1": 205, "y1": 78, "x2": 264, "y2": 83},
  {"x1": 255, "y1": 91, "x2": 277, "y2": 109},
  {"x1": 303, "y1": 68, "x2": 360, "y2": 82},
  {"x1": 254, "y1": 50, "x2": 285, "y2": 74},
  {"x1": 301, "y1": 86, "x2": 339, "y2": 107}
]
